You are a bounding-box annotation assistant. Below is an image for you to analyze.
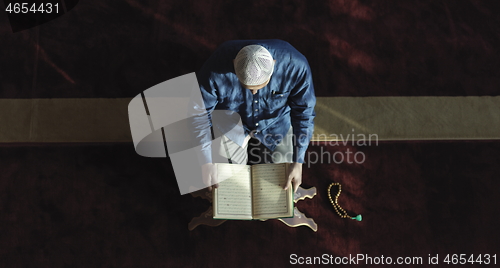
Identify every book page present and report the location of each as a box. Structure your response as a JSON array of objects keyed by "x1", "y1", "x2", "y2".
[
  {"x1": 213, "y1": 164, "x2": 252, "y2": 220},
  {"x1": 251, "y1": 163, "x2": 293, "y2": 219}
]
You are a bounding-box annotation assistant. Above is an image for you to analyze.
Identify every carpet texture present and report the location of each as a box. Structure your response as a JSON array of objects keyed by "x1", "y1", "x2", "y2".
[
  {"x1": 2, "y1": 97, "x2": 500, "y2": 143},
  {"x1": 0, "y1": 143, "x2": 499, "y2": 267},
  {"x1": 1, "y1": 0, "x2": 500, "y2": 267},
  {"x1": 1, "y1": 0, "x2": 500, "y2": 98}
]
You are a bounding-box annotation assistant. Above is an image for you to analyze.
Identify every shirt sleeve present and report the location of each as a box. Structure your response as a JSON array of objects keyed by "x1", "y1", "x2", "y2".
[
  {"x1": 287, "y1": 59, "x2": 316, "y2": 163},
  {"x1": 192, "y1": 70, "x2": 219, "y2": 165}
]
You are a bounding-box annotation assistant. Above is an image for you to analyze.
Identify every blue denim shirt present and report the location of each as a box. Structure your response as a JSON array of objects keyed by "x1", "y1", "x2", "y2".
[{"x1": 196, "y1": 39, "x2": 316, "y2": 163}]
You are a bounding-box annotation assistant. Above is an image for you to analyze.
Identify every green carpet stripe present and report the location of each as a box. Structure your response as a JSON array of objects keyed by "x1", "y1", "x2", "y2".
[{"x1": 1, "y1": 97, "x2": 499, "y2": 143}]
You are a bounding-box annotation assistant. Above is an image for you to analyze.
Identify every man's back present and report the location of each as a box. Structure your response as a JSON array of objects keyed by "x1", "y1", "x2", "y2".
[{"x1": 196, "y1": 39, "x2": 315, "y2": 161}]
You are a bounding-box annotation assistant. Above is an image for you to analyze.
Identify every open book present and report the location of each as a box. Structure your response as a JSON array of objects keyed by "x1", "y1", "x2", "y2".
[{"x1": 213, "y1": 163, "x2": 294, "y2": 220}]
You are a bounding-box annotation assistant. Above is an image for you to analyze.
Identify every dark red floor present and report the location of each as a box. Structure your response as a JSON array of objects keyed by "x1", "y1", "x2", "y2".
[
  {"x1": 2, "y1": 0, "x2": 500, "y2": 267},
  {"x1": 0, "y1": 142, "x2": 499, "y2": 267},
  {"x1": 1, "y1": 0, "x2": 500, "y2": 98}
]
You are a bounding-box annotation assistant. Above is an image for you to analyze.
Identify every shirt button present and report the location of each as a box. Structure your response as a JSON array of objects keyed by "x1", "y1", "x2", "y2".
[
  {"x1": 255, "y1": 123, "x2": 259, "y2": 126},
  {"x1": 254, "y1": 100, "x2": 258, "y2": 103},
  {"x1": 255, "y1": 109, "x2": 258, "y2": 111}
]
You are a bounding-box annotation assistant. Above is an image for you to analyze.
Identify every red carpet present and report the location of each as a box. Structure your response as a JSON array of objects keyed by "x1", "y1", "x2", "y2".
[
  {"x1": 0, "y1": 142, "x2": 499, "y2": 267},
  {"x1": 2, "y1": 0, "x2": 500, "y2": 98}
]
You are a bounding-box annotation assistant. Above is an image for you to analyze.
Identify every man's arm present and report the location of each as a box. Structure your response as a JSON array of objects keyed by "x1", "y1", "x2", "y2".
[
  {"x1": 288, "y1": 60, "x2": 316, "y2": 164},
  {"x1": 284, "y1": 58, "x2": 316, "y2": 192},
  {"x1": 191, "y1": 66, "x2": 220, "y2": 190},
  {"x1": 191, "y1": 75, "x2": 218, "y2": 165}
]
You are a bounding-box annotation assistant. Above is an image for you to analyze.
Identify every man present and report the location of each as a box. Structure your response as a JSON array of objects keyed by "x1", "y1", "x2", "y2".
[{"x1": 195, "y1": 39, "x2": 316, "y2": 193}]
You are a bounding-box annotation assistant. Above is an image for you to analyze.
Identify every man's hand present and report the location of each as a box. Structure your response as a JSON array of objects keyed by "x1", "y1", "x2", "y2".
[
  {"x1": 284, "y1": 162, "x2": 302, "y2": 193},
  {"x1": 202, "y1": 163, "x2": 218, "y2": 191}
]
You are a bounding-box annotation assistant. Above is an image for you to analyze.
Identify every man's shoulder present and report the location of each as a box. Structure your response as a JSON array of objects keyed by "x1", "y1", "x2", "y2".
[{"x1": 199, "y1": 40, "x2": 309, "y2": 82}]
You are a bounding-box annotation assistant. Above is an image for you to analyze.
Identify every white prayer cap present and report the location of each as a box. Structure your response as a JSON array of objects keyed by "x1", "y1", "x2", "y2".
[{"x1": 234, "y1": 45, "x2": 275, "y2": 86}]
